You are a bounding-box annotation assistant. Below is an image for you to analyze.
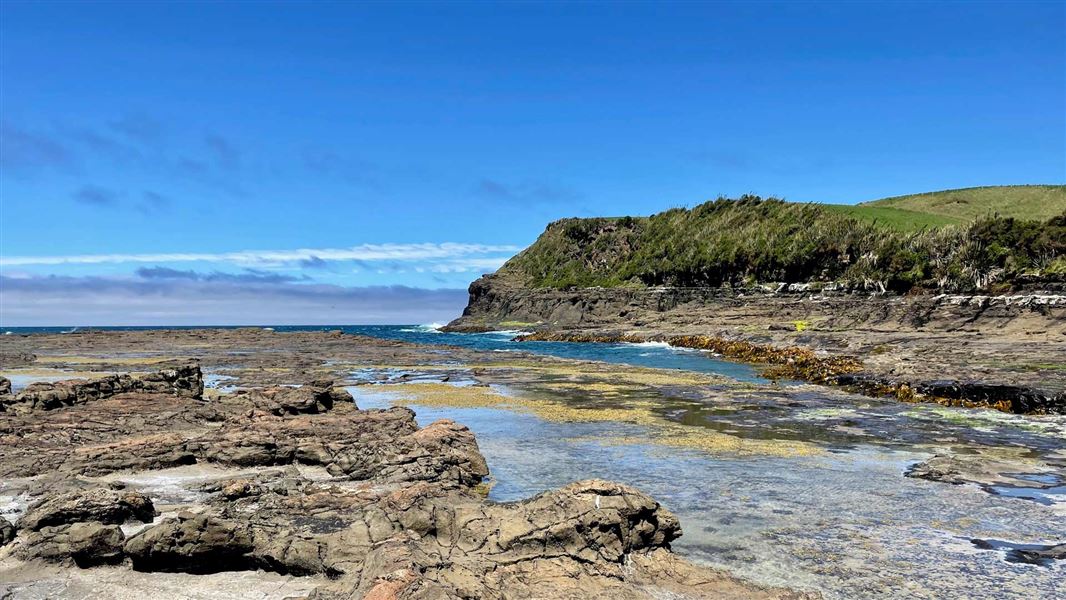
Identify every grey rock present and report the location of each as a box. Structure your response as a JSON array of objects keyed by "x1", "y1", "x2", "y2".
[
  {"x1": 20, "y1": 488, "x2": 156, "y2": 531},
  {"x1": 17, "y1": 522, "x2": 126, "y2": 567},
  {"x1": 1, "y1": 364, "x2": 203, "y2": 413},
  {"x1": 126, "y1": 513, "x2": 255, "y2": 573}
]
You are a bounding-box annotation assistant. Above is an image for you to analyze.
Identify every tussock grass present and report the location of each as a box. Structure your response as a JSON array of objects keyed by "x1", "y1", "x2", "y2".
[{"x1": 500, "y1": 196, "x2": 1065, "y2": 293}]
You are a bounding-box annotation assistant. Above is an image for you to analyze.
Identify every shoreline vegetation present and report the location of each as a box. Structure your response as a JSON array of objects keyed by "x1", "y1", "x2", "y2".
[
  {"x1": 447, "y1": 186, "x2": 1066, "y2": 417},
  {"x1": 496, "y1": 189, "x2": 1065, "y2": 293}
]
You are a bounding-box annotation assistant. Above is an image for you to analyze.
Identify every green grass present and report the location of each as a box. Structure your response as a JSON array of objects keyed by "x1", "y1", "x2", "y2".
[
  {"x1": 861, "y1": 184, "x2": 1066, "y2": 222},
  {"x1": 822, "y1": 204, "x2": 960, "y2": 232},
  {"x1": 497, "y1": 195, "x2": 1065, "y2": 293}
]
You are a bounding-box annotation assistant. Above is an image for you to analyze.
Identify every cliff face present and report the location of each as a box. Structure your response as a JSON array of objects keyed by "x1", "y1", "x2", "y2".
[
  {"x1": 445, "y1": 273, "x2": 1066, "y2": 334},
  {"x1": 445, "y1": 197, "x2": 1066, "y2": 410},
  {"x1": 444, "y1": 273, "x2": 1066, "y2": 411},
  {"x1": 446, "y1": 275, "x2": 748, "y2": 331},
  {"x1": 485, "y1": 197, "x2": 1066, "y2": 293}
]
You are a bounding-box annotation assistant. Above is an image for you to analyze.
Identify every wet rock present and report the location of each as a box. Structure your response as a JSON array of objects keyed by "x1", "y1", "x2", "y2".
[
  {"x1": 125, "y1": 513, "x2": 256, "y2": 573},
  {"x1": 0, "y1": 376, "x2": 10, "y2": 396},
  {"x1": 1016, "y1": 543, "x2": 1066, "y2": 562},
  {"x1": 20, "y1": 488, "x2": 156, "y2": 531},
  {"x1": 971, "y1": 538, "x2": 1066, "y2": 566},
  {"x1": 912, "y1": 380, "x2": 1065, "y2": 415},
  {"x1": 905, "y1": 454, "x2": 970, "y2": 485},
  {"x1": 0, "y1": 517, "x2": 14, "y2": 546},
  {"x1": 16, "y1": 522, "x2": 126, "y2": 567},
  {"x1": 905, "y1": 453, "x2": 1058, "y2": 490}
]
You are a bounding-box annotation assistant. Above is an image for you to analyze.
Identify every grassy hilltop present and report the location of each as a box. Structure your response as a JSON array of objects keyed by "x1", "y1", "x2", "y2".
[
  {"x1": 497, "y1": 186, "x2": 1066, "y2": 293},
  {"x1": 825, "y1": 184, "x2": 1066, "y2": 231}
]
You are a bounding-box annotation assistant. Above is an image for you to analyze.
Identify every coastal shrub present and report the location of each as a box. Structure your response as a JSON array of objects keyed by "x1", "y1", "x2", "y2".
[{"x1": 497, "y1": 197, "x2": 1065, "y2": 293}]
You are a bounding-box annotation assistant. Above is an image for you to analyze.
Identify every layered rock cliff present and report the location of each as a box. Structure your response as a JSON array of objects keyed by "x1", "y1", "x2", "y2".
[{"x1": 444, "y1": 197, "x2": 1066, "y2": 413}]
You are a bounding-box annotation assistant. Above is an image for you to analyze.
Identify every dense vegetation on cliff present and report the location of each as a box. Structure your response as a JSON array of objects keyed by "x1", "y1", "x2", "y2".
[{"x1": 498, "y1": 194, "x2": 1066, "y2": 293}]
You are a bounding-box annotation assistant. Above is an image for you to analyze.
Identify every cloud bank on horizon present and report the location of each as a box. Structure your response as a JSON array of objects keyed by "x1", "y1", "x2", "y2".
[
  {"x1": 0, "y1": 242, "x2": 515, "y2": 326},
  {"x1": 0, "y1": 274, "x2": 470, "y2": 327}
]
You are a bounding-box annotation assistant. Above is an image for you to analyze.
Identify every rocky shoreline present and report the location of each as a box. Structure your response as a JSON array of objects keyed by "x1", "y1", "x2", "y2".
[
  {"x1": 445, "y1": 279, "x2": 1066, "y2": 415},
  {"x1": 0, "y1": 358, "x2": 811, "y2": 599}
]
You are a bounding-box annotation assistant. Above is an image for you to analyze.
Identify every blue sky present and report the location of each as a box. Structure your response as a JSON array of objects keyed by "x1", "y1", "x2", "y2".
[{"x1": 2, "y1": 1, "x2": 1063, "y2": 325}]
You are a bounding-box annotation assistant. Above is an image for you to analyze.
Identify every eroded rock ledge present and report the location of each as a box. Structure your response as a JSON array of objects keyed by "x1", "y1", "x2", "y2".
[
  {"x1": 444, "y1": 277, "x2": 1066, "y2": 416},
  {"x1": 0, "y1": 364, "x2": 203, "y2": 413},
  {"x1": 0, "y1": 369, "x2": 809, "y2": 599}
]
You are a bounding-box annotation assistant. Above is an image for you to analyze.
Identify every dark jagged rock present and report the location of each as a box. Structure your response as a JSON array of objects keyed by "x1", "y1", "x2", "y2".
[
  {"x1": 1015, "y1": 543, "x2": 1066, "y2": 562},
  {"x1": 0, "y1": 364, "x2": 203, "y2": 413},
  {"x1": 912, "y1": 380, "x2": 1065, "y2": 415},
  {"x1": 905, "y1": 453, "x2": 1059, "y2": 490},
  {"x1": 0, "y1": 376, "x2": 10, "y2": 396},
  {"x1": 971, "y1": 539, "x2": 1066, "y2": 566},
  {"x1": 0, "y1": 518, "x2": 14, "y2": 546},
  {"x1": 19, "y1": 488, "x2": 156, "y2": 531},
  {"x1": 244, "y1": 380, "x2": 352, "y2": 415},
  {"x1": 835, "y1": 373, "x2": 1066, "y2": 415}
]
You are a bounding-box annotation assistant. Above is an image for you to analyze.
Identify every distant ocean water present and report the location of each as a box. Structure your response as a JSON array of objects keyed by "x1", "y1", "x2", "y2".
[{"x1": 1, "y1": 324, "x2": 767, "y2": 383}]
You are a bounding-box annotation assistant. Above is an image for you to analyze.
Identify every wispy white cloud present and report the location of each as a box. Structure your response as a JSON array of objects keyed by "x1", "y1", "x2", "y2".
[
  {"x1": 0, "y1": 242, "x2": 521, "y2": 267},
  {"x1": 421, "y1": 257, "x2": 511, "y2": 273}
]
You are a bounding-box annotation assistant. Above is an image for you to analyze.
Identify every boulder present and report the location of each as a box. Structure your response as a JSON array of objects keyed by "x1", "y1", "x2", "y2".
[
  {"x1": 905, "y1": 453, "x2": 1058, "y2": 489},
  {"x1": 138, "y1": 364, "x2": 205, "y2": 398},
  {"x1": 20, "y1": 488, "x2": 156, "y2": 531},
  {"x1": 247, "y1": 380, "x2": 353, "y2": 415},
  {"x1": 125, "y1": 513, "x2": 255, "y2": 573},
  {"x1": 327, "y1": 418, "x2": 489, "y2": 488},
  {"x1": 16, "y1": 522, "x2": 126, "y2": 567},
  {"x1": 0, "y1": 517, "x2": 14, "y2": 546}
]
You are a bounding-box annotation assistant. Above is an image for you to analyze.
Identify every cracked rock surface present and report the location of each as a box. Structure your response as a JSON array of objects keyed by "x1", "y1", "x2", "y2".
[{"x1": 0, "y1": 366, "x2": 810, "y2": 599}]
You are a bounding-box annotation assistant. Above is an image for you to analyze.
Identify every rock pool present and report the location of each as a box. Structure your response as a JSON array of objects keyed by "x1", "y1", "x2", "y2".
[{"x1": 348, "y1": 360, "x2": 1065, "y2": 599}]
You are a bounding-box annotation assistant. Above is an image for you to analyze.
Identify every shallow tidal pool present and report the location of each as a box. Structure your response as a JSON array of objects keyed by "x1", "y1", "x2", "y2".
[{"x1": 348, "y1": 368, "x2": 1065, "y2": 600}]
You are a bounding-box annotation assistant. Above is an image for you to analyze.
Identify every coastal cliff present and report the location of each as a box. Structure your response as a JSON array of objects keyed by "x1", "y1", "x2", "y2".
[{"x1": 446, "y1": 194, "x2": 1066, "y2": 413}]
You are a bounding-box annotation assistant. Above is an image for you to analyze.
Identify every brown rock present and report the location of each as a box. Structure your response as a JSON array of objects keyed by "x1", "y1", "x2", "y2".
[
  {"x1": 125, "y1": 513, "x2": 255, "y2": 573},
  {"x1": 20, "y1": 488, "x2": 156, "y2": 531},
  {"x1": 17, "y1": 522, "x2": 126, "y2": 567},
  {"x1": 0, "y1": 517, "x2": 14, "y2": 546},
  {"x1": 1, "y1": 364, "x2": 203, "y2": 413}
]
